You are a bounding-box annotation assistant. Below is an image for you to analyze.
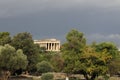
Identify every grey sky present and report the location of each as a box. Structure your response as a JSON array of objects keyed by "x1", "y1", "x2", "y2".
[{"x1": 0, "y1": 0, "x2": 120, "y2": 46}]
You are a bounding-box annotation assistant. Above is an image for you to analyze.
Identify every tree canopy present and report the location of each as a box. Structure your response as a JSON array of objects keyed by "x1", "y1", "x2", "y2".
[
  {"x1": 0, "y1": 30, "x2": 120, "y2": 80},
  {"x1": 36, "y1": 61, "x2": 53, "y2": 74},
  {"x1": 92, "y1": 42, "x2": 119, "y2": 58},
  {"x1": 11, "y1": 32, "x2": 41, "y2": 72},
  {"x1": 78, "y1": 46, "x2": 111, "y2": 80},
  {"x1": 92, "y1": 42, "x2": 120, "y2": 76},
  {"x1": 62, "y1": 29, "x2": 86, "y2": 53},
  {"x1": 62, "y1": 29, "x2": 113, "y2": 80},
  {"x1": 0, "y1": 44, "x2": 28, "y2": 80},
  {"x1": 0, "y1": 32, "x2": 11, "y2": 46},
  {"x1": 50, "y1": 53, "x2": 64, "y2": 72}
]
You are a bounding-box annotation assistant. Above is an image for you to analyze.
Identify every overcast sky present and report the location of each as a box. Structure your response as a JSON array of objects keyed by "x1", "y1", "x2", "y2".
[{"x1": 0, "y1": 0, "x2": 120, "y2": 46}]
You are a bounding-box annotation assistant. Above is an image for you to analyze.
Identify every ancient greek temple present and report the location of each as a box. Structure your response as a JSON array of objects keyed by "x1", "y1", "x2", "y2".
[{"x1": 34, "y1": 39, "x2": 60, "y2": 51}]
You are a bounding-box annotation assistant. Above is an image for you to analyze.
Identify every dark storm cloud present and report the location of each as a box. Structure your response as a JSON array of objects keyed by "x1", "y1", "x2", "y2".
[
  {"x1": 0, "y1": 0, "x2": 120, "y2": 46},
  {"x1": 0, "y1": 0, "x2": 120, "y2": 17}
]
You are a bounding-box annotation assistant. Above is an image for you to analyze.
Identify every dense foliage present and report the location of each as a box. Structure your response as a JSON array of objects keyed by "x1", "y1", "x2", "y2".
[
  {"x1": 79, "y1": 46, "x2": 111, "y2": 80},
  {"x1": 93, "y1": 42, "x2": 119, "y2": 58},
  {"x1": 0, "y1": 30, "x2": 120, "y2": 80},
  {"x1": 61, "y1": 29, "x2": 86, "y2": 73},
  {"x1": 0, "y1": 32, "x2": 11, "y2": 45},
  {"x1": 50, "y1": 53, "x2": 64, "y2": 72},
  {"x1": 0, "y1": 44, "x2": 28, "y2": 80},
  {"x1": 61, "y1": 29, "x2": 116, "y2": 80},
  {"x1": 36, "y1": 61, "x2": 53, "y2": 73},
  {"x1": 11, "y1": 32, "x2": 41, "y2": 72},
  {"x1": 92, "y1": 42, "x2": 120, "y2": 76}
]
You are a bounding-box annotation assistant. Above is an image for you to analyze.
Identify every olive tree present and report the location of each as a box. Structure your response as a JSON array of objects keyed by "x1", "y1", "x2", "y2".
[{"x1": 0, "y1": 44, "x2": 28, "y2": 80}]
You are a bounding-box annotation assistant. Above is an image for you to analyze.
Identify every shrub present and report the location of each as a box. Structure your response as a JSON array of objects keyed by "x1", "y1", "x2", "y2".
[{"x1": 36, "y1": 61, "x2": 53, "y2": 73}]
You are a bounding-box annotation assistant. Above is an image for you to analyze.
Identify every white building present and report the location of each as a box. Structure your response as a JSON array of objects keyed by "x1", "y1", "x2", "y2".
[{"x1": 34, "y1": 39, "x2": 60, "y2": 51}]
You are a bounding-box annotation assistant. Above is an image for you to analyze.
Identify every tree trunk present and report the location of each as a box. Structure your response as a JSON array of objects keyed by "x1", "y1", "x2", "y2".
[
  {"x1": 83, "y1": 74, "x2": 89, "y2": 80},
  {"x1": 83, "y1": 74, "x2": 96, "y2": 80},
  {"x1": 0, "y1": 70, "x2": 10, "y2": 80},
  {"x1": 90, "y1": 74, "x2": 97, "y2": 80}
]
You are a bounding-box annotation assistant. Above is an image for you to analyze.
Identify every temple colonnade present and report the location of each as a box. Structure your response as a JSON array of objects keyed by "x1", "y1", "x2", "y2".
[{"x1": 34, "y1": 39, "x2": 60, "y2": 51}]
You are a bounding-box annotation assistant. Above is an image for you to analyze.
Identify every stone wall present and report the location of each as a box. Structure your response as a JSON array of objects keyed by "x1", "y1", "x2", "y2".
[{"x1": 8, "y1": 77, "x2": 33, "y2": 80}]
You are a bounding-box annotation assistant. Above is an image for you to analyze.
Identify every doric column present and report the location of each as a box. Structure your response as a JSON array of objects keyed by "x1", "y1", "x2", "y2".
[
  {"x1": 47, "y1": 43, "x2": 49, "y2": 50},
  {"x1": 58, "y1": 42, "x2": 60, "y2": 51},
  {"x1": 56, "y1": 42, "x2": 60, "y2": 51},
  {"x1": 56, "y1": 43, "x2": 58, "y2": 51},
  {"x1": 52, "y1": 43, "x2": 54, "y2": 51},
  {"x1": 48, "y1": 43, "x2": 50, "y2": 51},
  {"x1": 54, "y1": 43, "x2": 56, "y2": 51},
  {"x1": 50, "y1": 43, "x2": 52, "y2": 50},
  {"x1": 53, "y1": 43, "x2": 54, "y2": 50}
]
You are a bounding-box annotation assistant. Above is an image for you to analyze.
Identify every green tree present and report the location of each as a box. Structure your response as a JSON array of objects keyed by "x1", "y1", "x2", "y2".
[
  {"x1": 78, "y1": 46, "x2": 111, "y2": 80},
  {"x1": 61, "y1": 29, "x2": 86, "y2": 77},
  {"x1": 92, "y1": 42, "x2": 119, "y2": 58},
  {"x1": 62, "y1": 29, "x2": 86, "y2": 53},
  {"x1": 39, "y1": 51, "x2": 57, "y2": 63},
  {"x1": 92, "y1": 42, "x2": 120, "y2": 76},
  {"x1": 11, "y1": 32, "x2": 40, "y2": 72},
  {"x1": 0, "y1": 32, "x2": 11, "y2": 45},
  {"x1": 62, "y1": 29, "x2": 112, "y2": 80},
  {"x1": 36, "y1": 61, "x2": 53, "y2": 74},
  {"x1": 0, "y1": 44, "x2": 28, "y2": 80},
  {"x1": 50, "y1": 53, "x2": 64, "y2": 72},
  {"x1": 108, "y1": 55, "x2": 120, "y2": 76}
]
